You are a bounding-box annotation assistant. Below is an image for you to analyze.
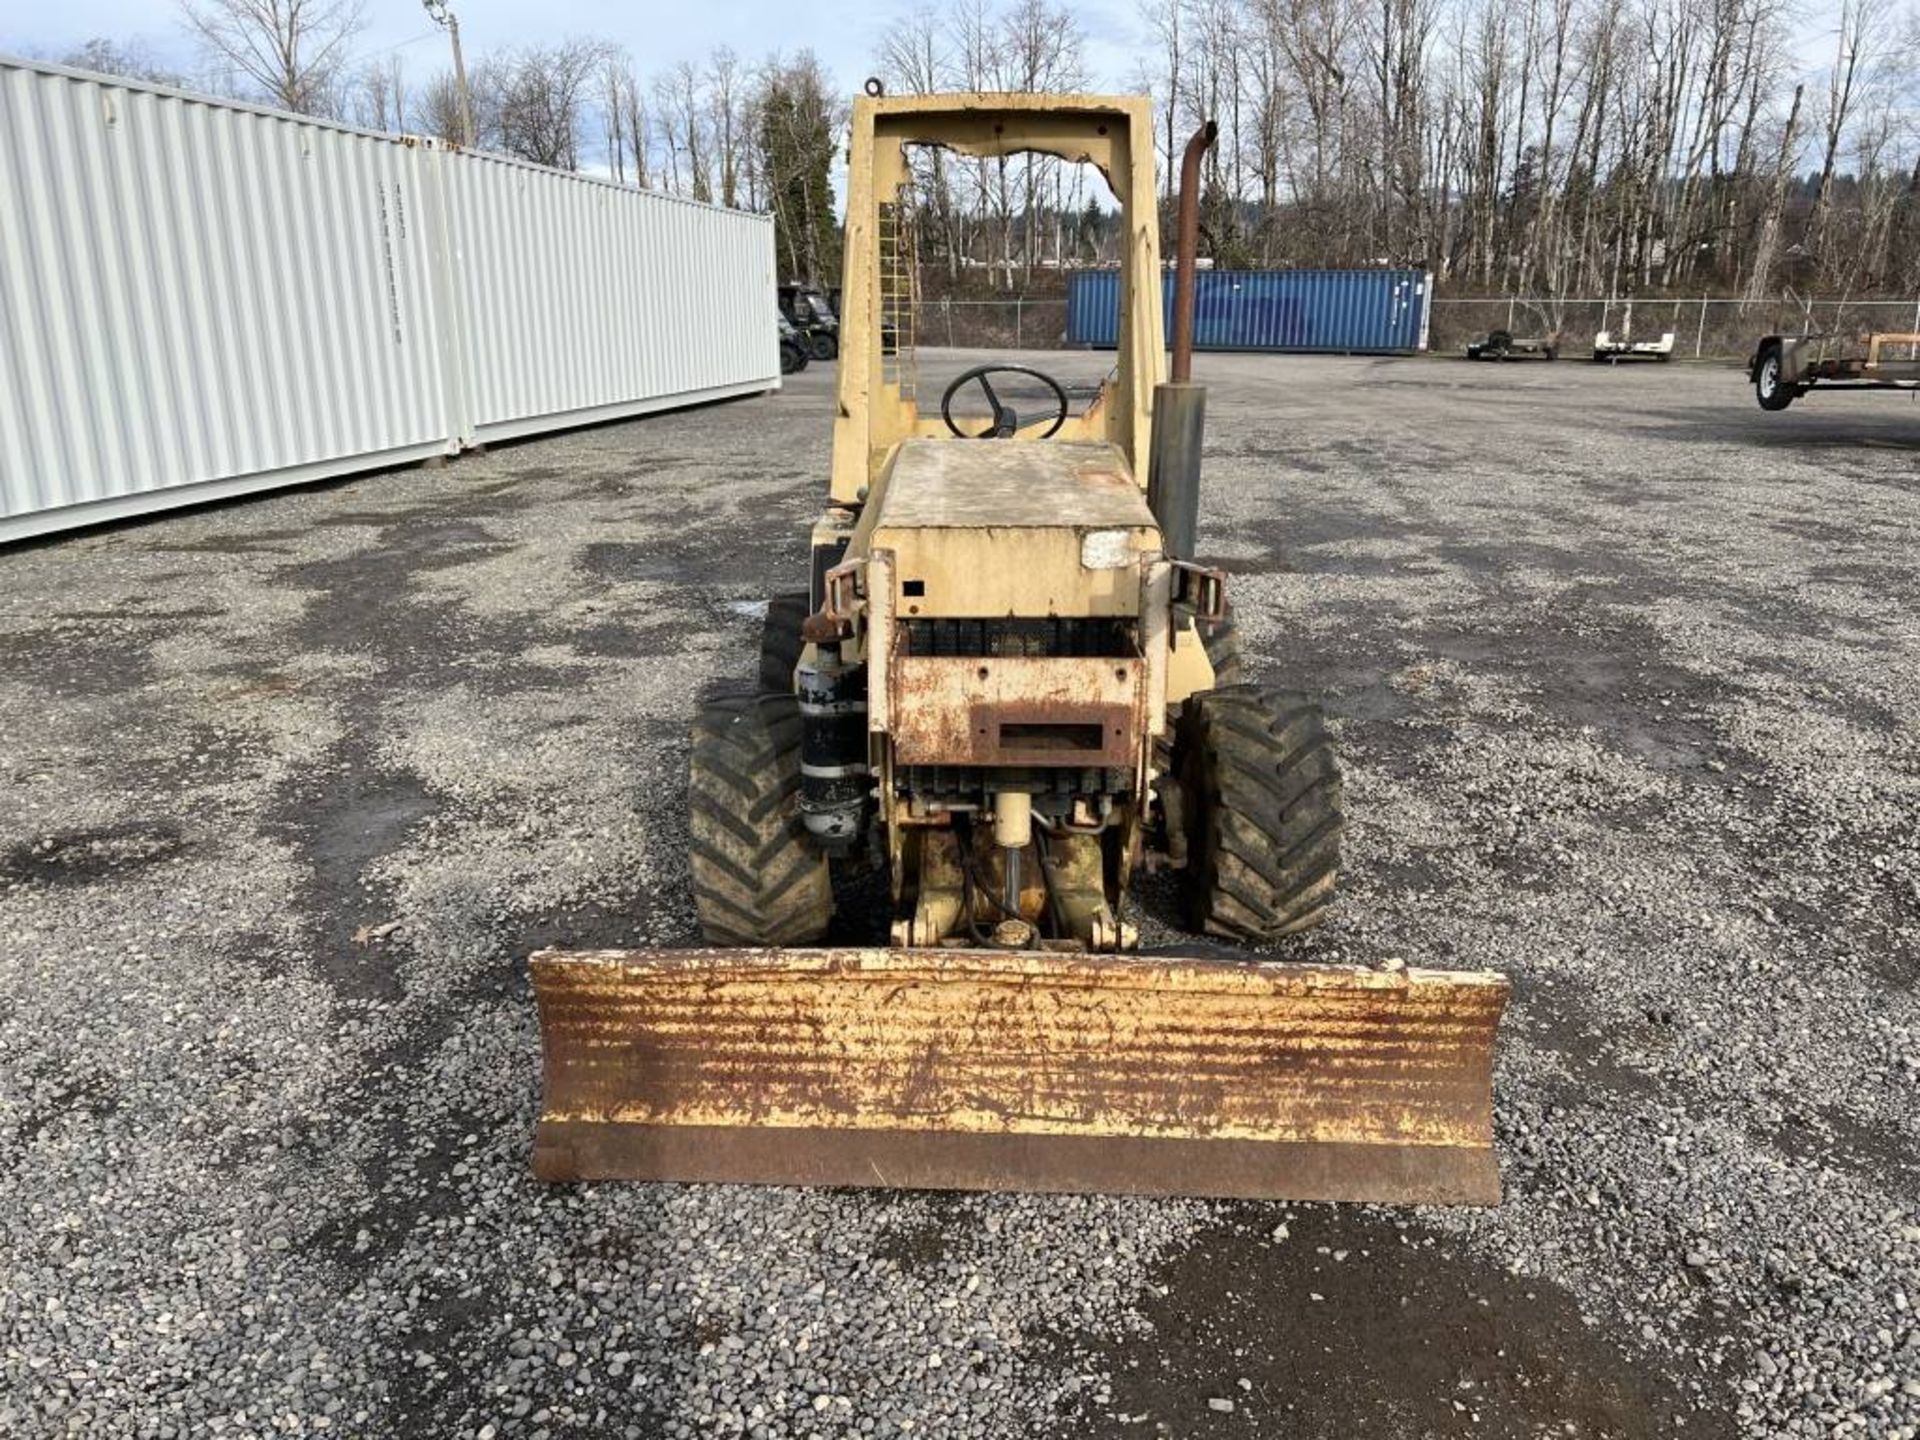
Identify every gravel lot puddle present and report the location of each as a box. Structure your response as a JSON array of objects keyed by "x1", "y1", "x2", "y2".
[
  {"x1": 1063, "y1": 1205, "x2": 1735, "y2": 1438},
  {"x1": 0, "y1": 821, "x2": 188, "y2": 887}
]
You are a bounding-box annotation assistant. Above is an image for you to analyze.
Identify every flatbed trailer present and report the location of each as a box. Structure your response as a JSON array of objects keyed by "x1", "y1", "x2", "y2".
[
  {"x1": 1752, "y1": 331, "x2": 1920, "y2": 410},
  {"x1": 1466, "y1": 328, "x2": 1560, "y2": 361},
  {"x1": 1592, "y1": 300, "x2": 1674, "y2": 361}
]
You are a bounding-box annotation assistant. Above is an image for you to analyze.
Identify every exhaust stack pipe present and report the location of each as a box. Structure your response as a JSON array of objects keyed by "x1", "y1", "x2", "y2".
[{"x1": 1148, "y1": 121, "x2": 1217, "y2": 561}]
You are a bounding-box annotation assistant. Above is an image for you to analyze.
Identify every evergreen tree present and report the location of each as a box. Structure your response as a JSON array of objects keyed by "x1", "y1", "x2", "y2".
[{"x1": 757, "y1": 56, "x2": 842, "y2": 285}]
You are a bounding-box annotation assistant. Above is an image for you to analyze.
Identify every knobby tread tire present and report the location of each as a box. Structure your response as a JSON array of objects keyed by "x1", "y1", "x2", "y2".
[
  {"x1": 758, "y1": 592, "x2": 811, "y2": 693},
  {"x1": 1178, "y1": 684, "x2": 1344, "y2": 941},
  {"x1": 1197, "y1": 607, "x2": 1245, "y2": 689},
  {"x1": 688, "y1": 688, "x2": 832, "y2": 947},
  {"x1": 1152, "y1": 607, "x2": 1248, "y2": 844}
]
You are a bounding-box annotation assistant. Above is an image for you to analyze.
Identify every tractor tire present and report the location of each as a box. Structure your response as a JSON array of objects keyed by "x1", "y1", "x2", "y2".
[
  {"x1": 1176, "y1": 684, "x2": 1343, "y2": 941},
  {"x1": 1198, "y1": 607, "x2": 1245, "y2": 689},
  {"x1": 1160, "y1": 607, "x2": 1245, "y2": 741},
  {"x1": 1755, "y1": 344, "x2": 1796, "y2": 411},
  {"x1": 758, "y1": 591, "x2": 810, "y2": 693},
  {"x1": 779, "y1": 340, "x2": 807, "y2": 375},
  {"x1": 688, "y1": 689, "x2": 833, "y2": 947},
  {"x1": 1155, "y1": 610, "x2": 1249, "y2": 854},
  {"x1": 806, "y1": 330, "x2": 838, "y2": 362}
]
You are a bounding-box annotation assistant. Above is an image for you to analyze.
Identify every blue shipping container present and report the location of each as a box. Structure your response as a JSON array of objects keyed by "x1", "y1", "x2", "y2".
[{"x1": 1064, "y1": 268, "x2": 1431, "y2": 353}]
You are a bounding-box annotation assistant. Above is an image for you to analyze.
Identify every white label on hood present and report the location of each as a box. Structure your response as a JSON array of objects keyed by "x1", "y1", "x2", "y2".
[{"x1": 1081, "y1": 530, "x2": 1132, "y2": 570}]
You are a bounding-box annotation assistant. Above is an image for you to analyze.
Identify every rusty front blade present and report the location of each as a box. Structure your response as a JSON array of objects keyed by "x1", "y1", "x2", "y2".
[{"x1": 530, "y1": 947, "x2": 1509, "y2": 1204}]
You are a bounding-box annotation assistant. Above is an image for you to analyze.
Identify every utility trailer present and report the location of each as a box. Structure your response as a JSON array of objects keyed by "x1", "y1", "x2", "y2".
[
  {"x1": 1466, "y1": 328, "x2": 1560, "y2": 361},
  {"x1": 1751, "y1": 331, "x2": 1920, "y2": 410},
  {"x1": 1592, "y1": 302, "x2": 1674, "y2": 361}
]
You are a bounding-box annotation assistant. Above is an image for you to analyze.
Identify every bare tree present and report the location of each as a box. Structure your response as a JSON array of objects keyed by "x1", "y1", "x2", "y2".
[
  {"x1": 708, "y1": 48, "x2": 745, "y2": 207},
  {"x1": 878, "y1": 7, "x2": 964, "y2": 271},
  {"x1": 654, "y1": 61, "x2": 713, "y2": 201},
  {"x1": 416, "y1": 58, "x2": 504, "y2": 150},
  {"x1": 998, "y1": 0, "x2": 1089, "y2": 277},
  {"x1": 416, "y1": 70, "x2": 466, "y2": 144},
  {"x1": 350, "y1": 54, "x2": 405, "y2": 133},
  {"x1": 1807, "y1": 0, "x2": 1898, "y2": 259},
  {"x1": 1140, "y1": 0, "x2": 1185, "y2": 201},
  {"x1": 496, "y1": 40, "x2": 613, "y2": 170},
  {"x1": 179, "y1": 0, "x2": 365, "y2": 115},
  {"x1": 58, "y1": 38, "x2": 189, "y2": 87},
  {"x1": 619, "y1": 68, "x2": 651, "y2": 188},
  {"x1": 602, "y1": 52, "x2": 634, "y2": 182},
  {"x1": 1745, "y1": 81, "x2": 1804, "y2": 300}
]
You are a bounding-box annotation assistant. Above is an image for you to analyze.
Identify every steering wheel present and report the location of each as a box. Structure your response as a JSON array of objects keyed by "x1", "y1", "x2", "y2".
[{"x1": 940, "y1": 365, "x2": 1070, "y2": 439}]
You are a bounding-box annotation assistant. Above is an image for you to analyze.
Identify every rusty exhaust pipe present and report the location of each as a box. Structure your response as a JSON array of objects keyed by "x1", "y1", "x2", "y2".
[
  {"x1": 1170, "y1": 120, "x2": 1216, "y2": 384},
  {"x1": 1149, "y1": 121, "x2": 1217, "y2": 560}
]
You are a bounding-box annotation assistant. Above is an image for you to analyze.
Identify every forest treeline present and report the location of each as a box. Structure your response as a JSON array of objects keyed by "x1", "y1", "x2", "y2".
[
  {"x1": 1127, "y1": 0, "x2": 1920, "y2": 298},
  {"x1": 39, "y1": 0, "x2": 1920, "y2": 298},
  {"x1": 869, "y1": 0, "x2": 1920, "y2": 299}
]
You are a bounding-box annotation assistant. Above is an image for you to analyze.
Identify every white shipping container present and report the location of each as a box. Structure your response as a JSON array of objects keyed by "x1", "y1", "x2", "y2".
[
  {"x1": 443, "y1": 151, "x2": 779, "y2": 444},
  {"x1": 0, "y1": 56, "x2": 780, "y2": 544}
]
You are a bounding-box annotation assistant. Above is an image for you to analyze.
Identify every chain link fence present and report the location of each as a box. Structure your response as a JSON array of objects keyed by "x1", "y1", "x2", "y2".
[
  {"x1": 905, "y1": 292, "x2": 1920, "y2": 360},
  {"x1": 911, "y1": 297, "x2": 1073, "y2": 350},
  {"x1": 1411, "y1": 297, "x2": 1920, "y2": 361}
]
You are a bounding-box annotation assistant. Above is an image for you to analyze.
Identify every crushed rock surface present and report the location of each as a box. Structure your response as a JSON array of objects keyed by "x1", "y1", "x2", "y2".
[{"x1": 1, "y1": 353, "x2": 1914, "y2": 1438}]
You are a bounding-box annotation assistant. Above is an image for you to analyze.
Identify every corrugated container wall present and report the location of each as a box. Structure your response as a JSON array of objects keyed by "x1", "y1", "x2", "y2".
[
  {"x1": 1066, "y1": 269, "x2": 1431, "y2": 354},
  {"x1": 442, "y1": 151, "x2": 777, "y2": 444},
  {"x1": 0, "y1": 59, "x2": 451, "y2": 536},
  {"x1": 0, "y1": 57, "x2": 778, "y2": 543}
]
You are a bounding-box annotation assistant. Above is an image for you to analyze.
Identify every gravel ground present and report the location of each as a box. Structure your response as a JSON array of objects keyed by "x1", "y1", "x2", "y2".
[{"x1": 1, "y1": 351, "x2": 1915, "y2": 1439}]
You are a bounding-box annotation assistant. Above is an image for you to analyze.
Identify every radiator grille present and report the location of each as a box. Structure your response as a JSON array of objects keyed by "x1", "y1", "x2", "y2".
[{"x1": 900, "y1": 618, "x2": 1136, "y2": 659}]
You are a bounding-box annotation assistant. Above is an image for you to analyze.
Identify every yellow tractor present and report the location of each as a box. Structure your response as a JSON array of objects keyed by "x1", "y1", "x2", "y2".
[{"x1": 532, "y1": 91, "x2": 1508, "y2": 1203}]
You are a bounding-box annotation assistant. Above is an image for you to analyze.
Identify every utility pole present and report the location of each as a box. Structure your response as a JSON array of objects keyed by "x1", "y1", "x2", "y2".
[{"x1": 422, "y1": 0, "x2": 474, "y2": 149}]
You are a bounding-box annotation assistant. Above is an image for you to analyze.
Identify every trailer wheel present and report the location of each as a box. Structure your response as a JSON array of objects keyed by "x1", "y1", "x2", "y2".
[
  {"x1": 1177, "y1": 685, "x2": 1344, "y2": 941},
  {"x1": 689, "y1": 689, "x2": 833, "y2": 947},
  {"x1": 1755, "y1": 344, "x2": 1796, "y2": 411},
  {"x1": 758, "y1": 592, "x2": 811, "y2": 693}
]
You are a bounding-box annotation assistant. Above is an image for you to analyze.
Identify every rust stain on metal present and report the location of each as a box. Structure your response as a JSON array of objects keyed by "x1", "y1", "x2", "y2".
[
  {"x1": 890, "y1": 656, "x2": 1143, "y2": 766},
  {"x1": 531, "y1": 947, "x2": 1508, "y2": 1203}
]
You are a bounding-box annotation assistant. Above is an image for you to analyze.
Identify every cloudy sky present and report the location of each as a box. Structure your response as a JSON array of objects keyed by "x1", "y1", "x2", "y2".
[{"x1": 6, "y1": 0, "x2": 1154, "y2": 97}]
